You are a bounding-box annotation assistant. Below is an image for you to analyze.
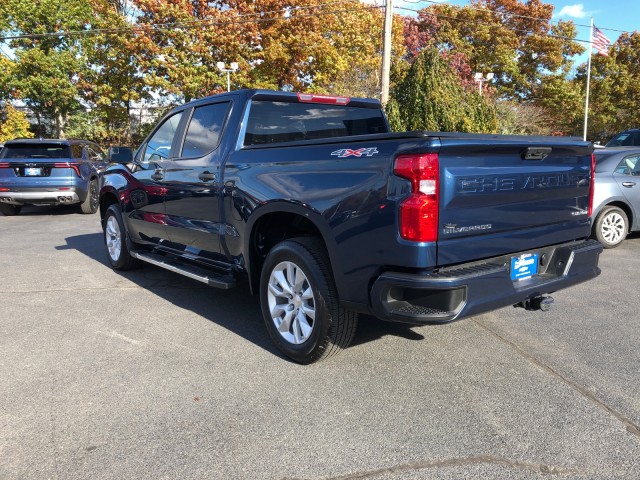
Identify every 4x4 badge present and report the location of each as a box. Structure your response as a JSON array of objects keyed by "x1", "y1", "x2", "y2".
[{"x1": 331, "y1": 147, "x2": 379, "y2": 158}]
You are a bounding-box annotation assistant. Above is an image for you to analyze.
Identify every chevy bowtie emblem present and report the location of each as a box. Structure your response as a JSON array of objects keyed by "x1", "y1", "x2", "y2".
[{"x1": 331, "y1": 147, "x2": 379, "y2": 158}]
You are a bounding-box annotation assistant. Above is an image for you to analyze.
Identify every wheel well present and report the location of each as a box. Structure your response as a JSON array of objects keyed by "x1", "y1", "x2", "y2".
[
  {"x1": 249, "y1": 212, "x2": 326, "y2": 291},
  {"x1": 599, "y1": 201, "x2": 633, "y2": 226},
  {"x1": 100, "y1": 192, "x2": 119, "y2": 223}
]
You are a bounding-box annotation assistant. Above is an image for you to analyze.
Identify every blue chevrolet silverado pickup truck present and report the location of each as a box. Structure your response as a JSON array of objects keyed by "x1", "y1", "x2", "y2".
[{"x1": 99, "y1": 89, "x2": 602, "y2": 363}]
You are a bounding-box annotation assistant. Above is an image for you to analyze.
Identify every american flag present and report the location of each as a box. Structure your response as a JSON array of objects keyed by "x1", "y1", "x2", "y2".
[{"x1": 592, "y1": 26, "x2": 611, "y2": 56}]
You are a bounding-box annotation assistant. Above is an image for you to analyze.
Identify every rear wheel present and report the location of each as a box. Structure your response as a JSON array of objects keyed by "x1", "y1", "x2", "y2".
[
  {"x1": 593, "y1": 206, "x2": 628, "y2": 248},
  {"x1": 0, "y1": 204, "x2": 22, "y2": 216},
  {"x1": 80, "y1": 179, "x2": 99, "y2": 214},
  {"x1": 260, "y1": 237, "x2": 358, "y2": 364},
  {"x1": 103, "y1": 204, "x2": 141, "y2": 270}
]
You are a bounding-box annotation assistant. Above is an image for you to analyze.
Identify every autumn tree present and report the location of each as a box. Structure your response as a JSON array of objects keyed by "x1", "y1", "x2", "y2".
[
  {"x1": 538, "y1": 73, "x2": 584, "y2": 135},
  {"x1": 131, "y1": 0, "x2": 254, "y2": 100},
  {"x1": 495, "y1": 101, "x2": 554, "y2": 135},
  {"x1": 78, "y1": 0, "x2": 151, "y2": 144},
  {"x1": 576, "y1": 31, "x2": 640, "y2": 142},
  {"x1": 386, "y1": 48, "x2": 499, "y2": 133},
  {"x1": 307, "y1": 4, "x2": 405, "y2": 98},
  {"x1": 225, "y1": 0, "x2": 399, "y2": 97},
  {"x1": 0, "y1": 0, "x2": 96, "y2": 136},
  {"x1": 0, "y1": 103, "x2": 34, "y2": 142},
  {"x1": 412, "y1": 0, "x2": 584, "y2": 100}
]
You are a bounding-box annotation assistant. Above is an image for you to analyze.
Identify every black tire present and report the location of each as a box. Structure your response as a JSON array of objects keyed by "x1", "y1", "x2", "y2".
[
  {"x1": 0, "y1": 204, "x2": 22, "y2": 216},
  {"x1": 593, "y1": 206, "x2": 628, "y2": 248},
  {"x1": 259, "y1": 237, "x2": 358, "y2": 364},
  {"x1": 80, "y1": 178, "x2": 99, "y2": 214},
  {"x1": 103, "y1": 204, "x2": 142, "y2": 270}
]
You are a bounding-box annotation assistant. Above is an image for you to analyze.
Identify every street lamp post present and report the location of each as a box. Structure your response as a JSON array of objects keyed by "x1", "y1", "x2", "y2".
[
  {"x1": 216, "y1": 62, "x2": 239, "y2": 92},
  {"x1": 474, "y1": 72, "x2": 494, "y2": 95}
]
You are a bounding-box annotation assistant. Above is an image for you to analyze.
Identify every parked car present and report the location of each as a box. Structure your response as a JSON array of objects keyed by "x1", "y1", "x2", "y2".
[
  {"x1": 99, "y1": 89, "x2": 602, "y2": 363},
  {"x1": 0, "y1": 138, "x2": 106, "y2": 215},
  {"x1": 591, "y1": 147, "x2": 640, "y2": 247},
  {"x1": 605, "y1": 129, "x2": 640, "y2": 147}
]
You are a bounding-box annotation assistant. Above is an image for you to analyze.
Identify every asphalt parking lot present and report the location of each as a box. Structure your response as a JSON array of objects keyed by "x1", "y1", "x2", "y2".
[{"x1": 1, "y1": 206, "x2": 639, "y2": 479}]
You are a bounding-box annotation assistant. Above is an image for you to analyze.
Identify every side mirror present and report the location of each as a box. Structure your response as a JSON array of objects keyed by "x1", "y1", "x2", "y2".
[{"x1": 107, "y1": 146, "x2": 134, "y2": 163}]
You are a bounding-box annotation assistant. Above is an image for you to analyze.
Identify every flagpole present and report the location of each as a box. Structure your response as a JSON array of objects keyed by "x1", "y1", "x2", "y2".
[{"x1": 583, "y1": 17, "x2": 594, "y2": 141}]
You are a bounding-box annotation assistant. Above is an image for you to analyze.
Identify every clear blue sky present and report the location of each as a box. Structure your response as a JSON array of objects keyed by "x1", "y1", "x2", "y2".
[{"x1": 393, "y1": 0, "x2": 639, "y2": 67}]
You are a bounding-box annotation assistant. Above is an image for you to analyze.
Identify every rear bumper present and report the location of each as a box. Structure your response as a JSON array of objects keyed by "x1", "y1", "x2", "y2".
[
  {"x1": 370, "y1": 239, "x2": 603, "y2": 324},
  {"x1": 0, "y1": 189, "x2": 81, "y2": 206}
]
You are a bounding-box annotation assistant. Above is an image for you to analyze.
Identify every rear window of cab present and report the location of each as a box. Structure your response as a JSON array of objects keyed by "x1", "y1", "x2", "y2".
[{"x1": 244, "y1": 101, "x2": 388, "y2": 145}]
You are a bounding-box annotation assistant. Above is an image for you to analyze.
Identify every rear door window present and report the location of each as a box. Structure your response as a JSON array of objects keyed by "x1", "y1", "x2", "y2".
[
  {"x1": 85, "y1": 145, "x2": 104, "y2": 162},
  {"x1": 615, "y1": 154, "x2": 640, "y2": 175},
  {"x1": 244, "y1": 101, "x2": 388, "y2": 145},
  {"x1": 70, "y1": 144, "x2": 84, "y2": 159},
  {"x1": 180, "y1": 102, "x2": 230, "y2": 158}
]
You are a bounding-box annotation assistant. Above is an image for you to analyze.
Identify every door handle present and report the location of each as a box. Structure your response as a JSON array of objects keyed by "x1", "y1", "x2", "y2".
[
  {"x1": 198, "y1": 172, "x2": 216, "y2": 182},
  {"x1": 151, "y1": 170, "x2": 164, "y2": 181},
  {"x1": 622, "y1": 182, "x2": 636, "y2": 187}
]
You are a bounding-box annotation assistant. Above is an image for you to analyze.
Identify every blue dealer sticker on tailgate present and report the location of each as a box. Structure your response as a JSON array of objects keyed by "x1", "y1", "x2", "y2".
[{"x1": 510, "y1": 253, "x2": 539, "y2": 280}]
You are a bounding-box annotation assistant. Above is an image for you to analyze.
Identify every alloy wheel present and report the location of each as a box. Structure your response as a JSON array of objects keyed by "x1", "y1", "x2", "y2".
[
  {"x1": 267, "y1": 260, "x2": 316, "y2": 345},
  {"x1": 105, "y1": 215, "x2": 122, "y2": 261},
  {"x1": 601, "y1": 211, "x2": 625, "y2": 245}
]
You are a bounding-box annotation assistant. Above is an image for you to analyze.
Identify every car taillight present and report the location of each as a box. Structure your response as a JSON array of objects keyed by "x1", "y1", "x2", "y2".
[
  {"x1": 394, "y1": 153, "x2": 439, "y2": 242},
  {"x1": 588, "y1": 153, "x2": 596, "y2": 218},
  {"x1": 54, "y1": 162, "x2": 81, "y2": 177},
  {"x1": 0, "y1": 162, "x2": 9, "y2": 168},
  {"x1": 296, "y1": 93, "x2": 350, "y2": 105}
]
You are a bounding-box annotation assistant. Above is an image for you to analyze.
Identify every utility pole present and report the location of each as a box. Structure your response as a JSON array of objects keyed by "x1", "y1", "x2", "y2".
[
  {"x1": 380, "y1": 0, "x2": 393, "y2": 105},
  {"x1": 583, "y1": 18, "x2": 594, "y2": 141}
]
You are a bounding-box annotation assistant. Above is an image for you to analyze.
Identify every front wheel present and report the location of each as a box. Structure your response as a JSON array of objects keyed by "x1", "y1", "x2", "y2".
[
  {"x1": 0, "y1": 204, "x2": 22, "y2": 216},
  {"x1": 260, "y1": 237, "x2": 358, "y2": 364},
  {"x1": 593, "y1": 206, "x2": 628, "y2": 248},
  {"x1": 103, "y1": 204, "x2": 141, "y2": 270}
]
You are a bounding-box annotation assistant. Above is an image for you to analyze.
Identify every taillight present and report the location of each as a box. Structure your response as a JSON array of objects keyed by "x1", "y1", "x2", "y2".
[
  {"x1": 394, "y1": 153, "x2": 439, "y2": 242},
  {"x1": 296, "y1": 93, "x2": 350, "y2": 105},
  {"x1": 54, "y1": 162, "x2": 81, "y2": 177},
  {"x1": 588, "y1": 153, "x2": 596, "y2": 218},
  {"x1": 0, "y1": 162, "x2": 9, "y2": 168}
]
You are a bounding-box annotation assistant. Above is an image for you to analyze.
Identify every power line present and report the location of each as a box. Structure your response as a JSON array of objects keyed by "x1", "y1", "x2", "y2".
[
  {"x1": 394, "y1": 5, "x2": 603, "y2": 48},
  {"x1": 0, "y1": 45, "x2": 14, "y2": 60},
  {"x1": 0, "y1": 0, "x2": 622, "y2": 56},
  {"x1": 398, "y1": 0, "x2": 631, "y2": 36},
  {"x1": 0, "y1": 1, "x2": 383, "y2": 42}
]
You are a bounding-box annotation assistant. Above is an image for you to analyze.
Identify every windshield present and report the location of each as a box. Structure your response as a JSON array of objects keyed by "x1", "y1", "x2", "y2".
[
  {"x1": 605, "y1": 131, "x2": 640, "y2": 147},
  {"x1": 0, "y1": 144, "x2": 71, "y2": 159}
]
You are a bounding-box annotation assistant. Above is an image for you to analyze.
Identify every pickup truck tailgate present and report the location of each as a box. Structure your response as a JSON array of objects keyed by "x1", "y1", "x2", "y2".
[{"x1": 436, "y1": 136, "x2": 593, "y2": 266}]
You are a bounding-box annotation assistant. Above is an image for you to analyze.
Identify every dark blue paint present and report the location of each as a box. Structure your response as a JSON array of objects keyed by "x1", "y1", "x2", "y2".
[{"x1": 99, "y1": 89, "x2": 602, "y2": 323}]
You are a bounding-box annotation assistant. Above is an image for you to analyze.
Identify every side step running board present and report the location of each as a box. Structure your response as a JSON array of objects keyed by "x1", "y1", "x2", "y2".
[{"x1": 131, "y1": 251, "x2": 236, "y2": 289}]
